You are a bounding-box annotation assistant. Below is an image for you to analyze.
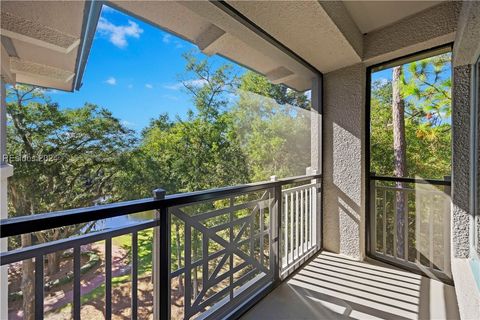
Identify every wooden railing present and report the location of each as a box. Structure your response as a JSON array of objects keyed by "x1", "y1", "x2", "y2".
[
  {"x1": 0, "y1": 174, "x2": 321, "y2": 320},
  {"x1": 369, "y1": 174, "x2": 452, "y2": 283},
  {"x1": 280, "y1": 182, "x2": 319, "y2": 279}
]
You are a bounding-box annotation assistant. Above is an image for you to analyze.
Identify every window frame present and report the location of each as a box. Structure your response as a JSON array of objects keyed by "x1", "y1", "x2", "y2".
[
  {"x1": 365, "y1": 44, "x2": 454, "y2": 283},
  {"x1": 471, "y1": 56, "x2": 480, "y2": 261}
]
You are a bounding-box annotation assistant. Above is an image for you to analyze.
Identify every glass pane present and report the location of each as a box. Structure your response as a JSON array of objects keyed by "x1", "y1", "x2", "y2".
[
  {"x1": 370, "y1": 52, "x2": 451, "y2": 179},
  {"x1": 369, "y1": 50, "x2": 452, "y2": 279}
]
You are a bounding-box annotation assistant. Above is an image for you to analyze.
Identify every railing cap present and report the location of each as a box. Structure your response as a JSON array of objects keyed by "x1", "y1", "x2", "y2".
[{"x1": 153, "y1": 188, "x2": 166, "y2": 200}]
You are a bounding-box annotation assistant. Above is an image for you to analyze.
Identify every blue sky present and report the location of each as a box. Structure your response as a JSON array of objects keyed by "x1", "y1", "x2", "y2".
[{"x1": 49, "y1": 5, "x2": 244, "y2": 133}]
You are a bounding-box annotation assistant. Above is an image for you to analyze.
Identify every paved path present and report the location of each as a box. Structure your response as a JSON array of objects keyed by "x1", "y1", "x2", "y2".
[{"x1": 9, "y1": 244, "x2": 130, "y2": 319}]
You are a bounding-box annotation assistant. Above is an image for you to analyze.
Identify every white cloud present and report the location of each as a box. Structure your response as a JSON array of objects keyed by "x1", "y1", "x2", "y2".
[
  {"x1": 162, "y1": 33, "x2": 185, "y2": 49},
  {"x1": 145, "y1": 84, "x2": 153, "y2": 89},
  {"x1": 105, "y1": 77, "x2": 117, "y2": 85},
  {"x1": 121, "y1": 120, "x2": 136, "y2": 127},
  {"x1": 164, "y1": 79, "x2": 207, "y2": 90},
  {"x1": 97, "y1": 17, "x2": 143, "y2": 48},
  {"x1": 162, "y1": 34, "x2": 172, "y2": 44}
]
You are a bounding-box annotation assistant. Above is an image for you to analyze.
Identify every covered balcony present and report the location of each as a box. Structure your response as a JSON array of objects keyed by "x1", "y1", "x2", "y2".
[{"x1": 1, "y1": 1, "x2": 479, "y2": 320}]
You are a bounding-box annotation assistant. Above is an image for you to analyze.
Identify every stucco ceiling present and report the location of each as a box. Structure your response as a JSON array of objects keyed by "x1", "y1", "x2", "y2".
[
  {"x1": 0, "y1": 0, "x2": 91, "y2": 91},
  {"x1": 343, "y1": 0, "x2": 445, "y2": 34},
  {"x1": 225, "y1": 0, "x2": 449, "y2": 73},
  {"x1": 227, "y1": 0, "x2": 362, "y2": 74}
]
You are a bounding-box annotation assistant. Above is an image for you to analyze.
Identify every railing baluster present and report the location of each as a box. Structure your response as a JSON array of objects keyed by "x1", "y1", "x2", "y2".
[
  {"x1": 312, "y1": 184, "x2": 317, "y2": 248},
  {"x1": 306, "y1": 188, "x2": 309, "y2": 251},
  {"x1": 105, "y1": 238, "x2": 112, "y2": 320},
  {"x1": 203, "y1": 231, "x2": 209, "y2": 302},
  {"x1": 73, "y1": 246, "x2": 81, "y2": 320},
  {"x1": 309, "y1": 187, "x2": 313, "y2": 249},
  {"x1": 35, "y1": 255, "x2": 44, "y2": 319},
  {"x1": 404, "y1": 192, "x2": 409, "y2": 261},
  {"x1": 295, "y1": 191, "x2": 299, "y2": 259},
  {"x1": 429, "y1": 199, "x2": 434, "y2": 269},
  {"x1": 229, "y1": 197, "x2": 234, "y2": 301},
  {"x1": 393, "y1": 189, "x2": 397, "y2": 259},
  {"x1": 383, "y1": 189, "x2": 387, "y2": 255},
  {"x1": 300, "y1": 189, "x2": 304, "y2": 254},
  {"x1": 131, "y1": 232, "x2": 138, "y2": 320},
  {"x1": 416, "y1": 190, "x2": 421, "y2": 263},
  {"x1": 370, "y1": 174, "x2": 377, "y2": 253},
  {"x1": 284, "y1": 192, "x2": 288, "y2": 266},
  {"x1": 289, "y1": 193, "x2": 294, "y2": 263},
  {"x1": 260, "y1": 201, "x2": 264, "y2": 267}
]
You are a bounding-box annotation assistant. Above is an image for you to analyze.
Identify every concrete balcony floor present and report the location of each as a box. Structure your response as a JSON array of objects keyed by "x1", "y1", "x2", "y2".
[{"x1": 241, "y1": 251, "x2": 460, "y2": 320}]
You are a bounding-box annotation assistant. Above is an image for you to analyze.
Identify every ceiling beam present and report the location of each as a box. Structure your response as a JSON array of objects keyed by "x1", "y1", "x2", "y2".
[
  {"x1": 10, "y1": 58, "x2": 74, "y2": 83},
  {"x1": 1, "y1": 41, "x2": 15, "y2": 84},
  {"x1": 265, "y1": 66, "x2": 295, "y2": 84},
  {"x1": 1, "y1": 11, "x2": 80, "y2": 54},
  {"x1": 195, "y1": 24, "x2": 227, "y2": 56},
  {"x1": 211, "y1": 0, "x2": 322, "y2": 76}
]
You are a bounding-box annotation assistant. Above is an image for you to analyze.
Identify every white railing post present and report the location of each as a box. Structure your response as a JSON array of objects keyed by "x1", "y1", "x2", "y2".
[
  {"x1": 270, "y1": 175, "x2": 281, "y2": 285},
  {"x1": 309, "y1": 168, "x2": 320, "y2": 250},
  {"x1": 370, "y1": 172, "x2": 377, "y2": 254}
]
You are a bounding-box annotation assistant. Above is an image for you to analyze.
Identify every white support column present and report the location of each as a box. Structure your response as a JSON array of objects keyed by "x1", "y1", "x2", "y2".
[
  {"x1": 0, "y1": 76, "x2": 13, "y2": 320},
  {"x1": 310, "y1": 76, "x2": 322, "y2": 174},
  {"x1": 310, "y1": 76, "x2": 322, "y2": 250}
]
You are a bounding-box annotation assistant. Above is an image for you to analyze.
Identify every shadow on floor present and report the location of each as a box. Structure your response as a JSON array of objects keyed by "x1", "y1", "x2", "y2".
[{"x1": 241, "y1": 251, "x2": 460, "y2": 320}]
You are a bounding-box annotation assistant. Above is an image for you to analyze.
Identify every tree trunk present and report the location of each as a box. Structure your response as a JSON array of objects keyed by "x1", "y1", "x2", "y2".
[
  {"x1": 175, "y1": 222, "x2": 184, "y2": 296},
  {"x1": 392, "y1": 66, "x2": 407, "y2": 259},
  {"x1": 21, "y1": 233, "x2": 35, "y2": 320},
  {"x1": 46, "y1": 251, "x2": 60, "y2": 275}
]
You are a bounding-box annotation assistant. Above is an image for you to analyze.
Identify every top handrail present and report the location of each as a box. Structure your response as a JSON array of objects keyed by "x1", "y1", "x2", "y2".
[
  {"x1": 370, "y1": 174, "x2": 451, "y2": 186},
  {"x1": 0, "y1": 174, "x2": 321, "y2": 238}
]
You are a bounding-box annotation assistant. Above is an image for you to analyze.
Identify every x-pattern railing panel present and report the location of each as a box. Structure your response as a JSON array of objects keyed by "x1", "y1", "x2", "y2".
[{"x1": 169, "y1": 189, "x2": 274, "y2": 319}]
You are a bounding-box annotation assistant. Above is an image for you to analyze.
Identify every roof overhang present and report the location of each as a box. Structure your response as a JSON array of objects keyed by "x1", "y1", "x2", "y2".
[
  {"x1": 0, "y1": 0, "x2": 101, "y2": 91},
  {"x1": 108, "y1": 0, "x2": 320, "y2": 91}
]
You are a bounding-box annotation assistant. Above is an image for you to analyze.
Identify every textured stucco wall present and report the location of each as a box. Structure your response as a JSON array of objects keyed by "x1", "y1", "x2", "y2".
[
  {"x1": 323, "y1": 63, "x2": 366, "y2": 259},
  {"x1": 452, "y1": 64, "x2": 472, "y2": 259},
  {"x1": 450, "y1": 2, "x2": 480, "y2": 318}
]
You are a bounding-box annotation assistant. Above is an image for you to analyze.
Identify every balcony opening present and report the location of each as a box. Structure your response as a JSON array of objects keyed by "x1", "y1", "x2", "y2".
[
  {"x1": 2, "y1": 3, "x2": 320, "y2": 319},
  {"x1": 367, "y1": 47, "x2": 453, "y2": 282}
]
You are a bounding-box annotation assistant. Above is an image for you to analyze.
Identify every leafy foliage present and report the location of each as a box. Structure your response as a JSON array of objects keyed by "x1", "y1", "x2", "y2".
[
  {"x1": 370, "y1": 54, "x2": 451, "y2": 179},
  {"x1": 7, "y1": 86, "x2": 135, "y2": 216}
]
